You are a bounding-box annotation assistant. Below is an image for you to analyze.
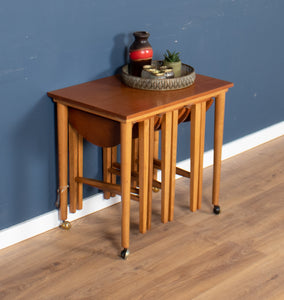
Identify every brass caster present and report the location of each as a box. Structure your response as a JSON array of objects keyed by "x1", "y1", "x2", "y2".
[
  {"x1": 152, "y1": 186, "x2": 160, "y2": 193},
  {"x1": 59, "y1": 221, "x2": 72, "y2": 230},
  {"x1": 213, "y1": 205, "x2": 221, "y2": 215},
  {"x1": 121, "y1": 248, "x2": 130, "y2": 260}
]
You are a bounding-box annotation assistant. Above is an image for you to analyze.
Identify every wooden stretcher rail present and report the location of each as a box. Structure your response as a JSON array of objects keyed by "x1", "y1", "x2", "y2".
[
  {"x1": 109, "y1": 163, "x2": 162, "y2": 189},
  {"x1": 75, "y1": 177, "x2": 139, "y2": 201},
  {"x1": 153, "y1": 159, "x2": 191, "y2": 179}
]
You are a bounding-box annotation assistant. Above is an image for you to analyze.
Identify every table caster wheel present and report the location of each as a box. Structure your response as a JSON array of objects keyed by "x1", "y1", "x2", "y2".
[
  {"x1": 152, "y1": 187, "x2": 160, "y2": 193},
  {"x1": 121, "y1": 248, "x2": 130, "y2": 260},
  {"x1": 60, "y1": 221, "x2": 72, "y2": 230},
  {"x1": 213, "y1": 205, "x2": 221, "y2": 215}
]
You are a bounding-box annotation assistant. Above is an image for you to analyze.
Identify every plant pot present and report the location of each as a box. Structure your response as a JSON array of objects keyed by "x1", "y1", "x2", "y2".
[{"x1": 163, "y1": 60, "x2": 182, "y2": 77}]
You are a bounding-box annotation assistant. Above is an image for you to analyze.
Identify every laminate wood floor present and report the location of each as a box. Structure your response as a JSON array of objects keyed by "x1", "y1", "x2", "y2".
[{"x1": 1, "y1": 136, "x2": 284, "y2": 300}]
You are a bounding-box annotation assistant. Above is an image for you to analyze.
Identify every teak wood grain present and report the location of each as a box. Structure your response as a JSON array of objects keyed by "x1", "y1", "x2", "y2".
[
  {"x1": 48, "y1": 74, "x2": 233, "y2": 122},
  {"x1": 138, "y1": 119, "x2": 150, "y2": 233},
  {"x1": 68, "y1": 124, "x2": 78, "y2": 213},
  {"x1": 56, "y1": 103, "x2": 68, "y2": 221}
]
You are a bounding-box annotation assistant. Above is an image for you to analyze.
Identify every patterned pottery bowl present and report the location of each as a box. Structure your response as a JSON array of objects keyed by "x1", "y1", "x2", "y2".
[{"x1": 121, "y1": 61, "x2": 196, "y2": 91}]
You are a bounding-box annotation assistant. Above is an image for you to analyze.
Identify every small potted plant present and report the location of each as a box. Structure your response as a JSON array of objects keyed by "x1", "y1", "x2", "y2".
[{"x1": 163, "y1": 49, "x2": 182, "y2": 77}]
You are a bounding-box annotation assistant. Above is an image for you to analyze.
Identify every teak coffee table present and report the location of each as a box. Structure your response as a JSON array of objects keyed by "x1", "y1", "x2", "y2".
[{"x1": 48, "y1": 74, "x2": 233, "y2": 259}]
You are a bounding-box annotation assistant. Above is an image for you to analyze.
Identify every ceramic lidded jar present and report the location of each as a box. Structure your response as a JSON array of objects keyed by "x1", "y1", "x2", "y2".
[{"x1": 128, "y1": 31, "x2": 153, "y2": 77}]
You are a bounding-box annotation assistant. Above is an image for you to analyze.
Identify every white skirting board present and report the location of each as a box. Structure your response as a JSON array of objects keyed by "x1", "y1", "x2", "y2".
[
  {"x1": 177, "y1": 121, "x2": 284, "y2": 174},
  {"x1": 0, "y1": 195, "x2": 121, "y2": 250},
  {"x1": 0, "y1": 121, "x2": 283, "y2": 250}
]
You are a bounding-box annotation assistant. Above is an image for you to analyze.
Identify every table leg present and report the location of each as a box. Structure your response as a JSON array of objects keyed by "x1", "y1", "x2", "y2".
[
  {"x1": 147, "y1": 117, "x2": 155, "y2": 230},
  {"x1": 103, "y1": 147, "x2": 112, "y2": 199},
  {"x1": 132, "y1": 138, "x2": 139, "y2": 188},
  {"x1": 197, "y1": 101, "x2": 207, "y2": 210},
  {"x1": 120, "y1": 122, "x2": 132, "y2": 258},
  {"x1": 212, "y1": 92, "x2": 226, "y2": 213},
  {"x1": 138, "y1": 120, "x2": 150, "y2": 234},
  {"x1": 69, "y1": 124, "x2": 78, "y2": 213},
  {"x1": 77, "y1": 134, "x2": 83, "y2": 210},
  {"x1": 110, "y1": 146, "x2": 117, "y2": 197},
  {"x1": 169, "y1": 110, "x2": 178, "y2": 221},
  {"x1": 161, "y1": 112, "x2": 172, "y2": 223},
  {"x1": 152, "y1": 130, "x2": 160, "y2": 192},
  {"x1": 56, "y1": 103, "x2": 69, "y2": 222},
  {"x1": 190, "y1": 103, "x2": 202, "y2": 212}
]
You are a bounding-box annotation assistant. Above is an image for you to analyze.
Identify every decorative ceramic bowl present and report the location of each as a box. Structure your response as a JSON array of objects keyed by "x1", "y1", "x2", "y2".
[{"x1": 121, "y1": 61, "x2": 196, "y2": 91}]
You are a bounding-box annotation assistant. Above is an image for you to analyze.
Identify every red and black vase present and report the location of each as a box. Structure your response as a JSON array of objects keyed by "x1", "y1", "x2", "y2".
[{"x1": 129, "y1": 31, "x2": 153, "y2": 77}]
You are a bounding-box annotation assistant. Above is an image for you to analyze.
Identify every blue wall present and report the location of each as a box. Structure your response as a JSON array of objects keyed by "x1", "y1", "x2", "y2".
[{"x1": 1, "y1": 0, "x2": 283, "y2": 230}]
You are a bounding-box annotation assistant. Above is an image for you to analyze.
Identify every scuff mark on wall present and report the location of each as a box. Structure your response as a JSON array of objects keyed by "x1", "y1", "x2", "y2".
[
  {"x1": 0, "y1": 68, "x2": 25, "y2": 77},
  {"x1": 181, "y1": 20, "x2": 193, "y2": 31}
]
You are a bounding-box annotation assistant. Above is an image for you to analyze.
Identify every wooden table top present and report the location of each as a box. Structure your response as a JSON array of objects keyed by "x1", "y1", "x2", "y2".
[{"x1": 48, "y1": 74, "x2": 233, "y2": 122}]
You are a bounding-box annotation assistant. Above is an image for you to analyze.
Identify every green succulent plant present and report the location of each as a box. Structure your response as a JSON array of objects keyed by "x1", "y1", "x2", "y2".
[{"x1": 163, "y1": 49, "x2": 181, "y2": 62}]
